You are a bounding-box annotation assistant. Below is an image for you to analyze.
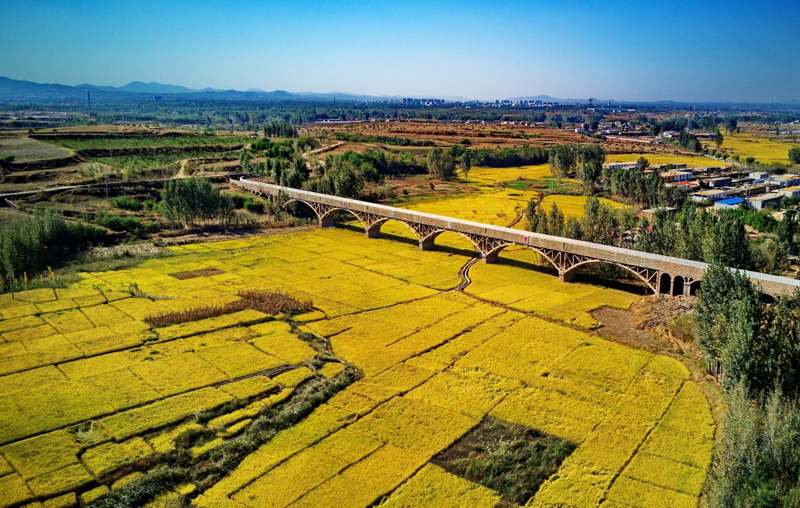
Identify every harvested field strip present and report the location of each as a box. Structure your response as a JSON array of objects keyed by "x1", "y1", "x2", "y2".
[
  {"x1": 143, "y1": 290, "x2": 312, "y2": 327},
  {"x1": 40, "y1": 135, "x2": 250, "y2": 151},
  {"x1": 170, "y1": 268, "x2": 225, "y2": 280}
]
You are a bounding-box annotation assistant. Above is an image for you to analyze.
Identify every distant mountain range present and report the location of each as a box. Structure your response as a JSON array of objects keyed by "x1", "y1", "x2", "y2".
[
  {"x1": 0, "y1": 76, "x2": 797, "y2": 106},
  {"x1": 0, "y1": 76, "x2": 396, "y2": 103}
]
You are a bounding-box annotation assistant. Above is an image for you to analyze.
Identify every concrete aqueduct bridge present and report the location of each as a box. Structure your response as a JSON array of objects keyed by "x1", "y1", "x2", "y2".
[{"x1": 232, "y1": 178, "x2": 800, "y2": 298}]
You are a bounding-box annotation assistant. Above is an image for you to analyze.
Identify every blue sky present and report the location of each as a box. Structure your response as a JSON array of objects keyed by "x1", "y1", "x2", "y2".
[{"x1": 1, "y1": 0, "x2": 798, "y2": 102}]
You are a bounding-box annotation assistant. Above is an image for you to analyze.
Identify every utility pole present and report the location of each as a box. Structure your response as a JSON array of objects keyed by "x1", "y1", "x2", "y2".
[
  {"x1": 107, "y1": 147, "x2": 111, "y2": 199},
  {"x1": 87, "y1": 90, "x2": 91, "y2": 109}
]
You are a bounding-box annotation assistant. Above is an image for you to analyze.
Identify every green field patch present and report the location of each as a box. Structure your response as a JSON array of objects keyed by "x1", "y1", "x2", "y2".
[{"x1": 433, "y1": 416, "x2": 576, "y2": 506}]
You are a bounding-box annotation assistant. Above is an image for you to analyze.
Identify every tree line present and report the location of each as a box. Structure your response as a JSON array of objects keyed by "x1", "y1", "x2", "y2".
[
  {"x1": 697, "y1": 261, "x2": 800, "y2": 506},
  {"x1": 0, "y1": 210, "x2": 105, "y2": 292},
  {"x1": 525, "y1": 197, "x2": 621, "y2": 246}
]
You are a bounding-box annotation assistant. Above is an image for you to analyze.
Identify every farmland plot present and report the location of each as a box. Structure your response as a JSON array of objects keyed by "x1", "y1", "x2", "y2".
[{"x1": 0, "y1": 228, "x2": 713, "y2": 507}]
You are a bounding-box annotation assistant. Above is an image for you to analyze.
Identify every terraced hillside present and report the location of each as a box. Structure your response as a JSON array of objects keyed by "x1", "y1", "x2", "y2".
[{"x1": 0, "y1": 226, "x2": 714, "y2": 508}]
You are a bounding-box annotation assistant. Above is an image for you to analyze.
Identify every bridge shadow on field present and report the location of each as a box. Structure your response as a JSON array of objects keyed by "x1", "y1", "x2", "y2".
[
  {"x1": 495, "y1": 253, "x2": 652, "y2": 296},
  {"x1": 335, "y1": 222, "x2": 650, "y2": 296},
  {"x1": 337, "y1": 223, "x2": 478, "y2": 258}
]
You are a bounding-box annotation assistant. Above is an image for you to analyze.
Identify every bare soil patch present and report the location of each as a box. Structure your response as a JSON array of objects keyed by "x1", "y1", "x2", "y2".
[
  {"x1": 169, "y1": 268, "x2": 225, "y2": 280},
  {"x1": 591, "y1": 305, "x2": 672, "y2": 353},
  {"x1": 0, "y1": 136, "x2": 73, "y2": 161}
]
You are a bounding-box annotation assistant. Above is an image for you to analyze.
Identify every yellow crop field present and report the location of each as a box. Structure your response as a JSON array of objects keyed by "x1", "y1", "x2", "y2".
[
  {"x1": 467, "y1": 163, "x2": 557, "y2": 184},
  {"x1": 605, "y1": 153, "x2": 726, "y2": 168},
  {"x1": 703, "y1": 132, "x2": 797, "y2": 164},
  {"x1": 0, "y1": 226, "x2": 713, "y2": 507}
]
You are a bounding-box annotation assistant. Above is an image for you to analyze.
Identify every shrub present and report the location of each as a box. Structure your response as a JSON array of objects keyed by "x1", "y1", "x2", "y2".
[
  {"x1": 230, "y1": 194, "x2": 246, "y2": 209},
  {"x1": 143, "y1": 199, "x2": 157, "y2": 211},
  {"x1": 110, "y1": 196, "x2": 143, "y2": 211},
  {"x1": 159, "y1": 178, "x2": 234, "y2": 227},
  {"x1": 95, "y1": 213, "x2": 145, "y2": 236},
  {"x1": 667, "y1": 314, "x2": 695, "y2": 342},
  {"x1": 0, "y1": 210, "x2": 104, "y2": 286},
  {"x1": 0, "y1": 155, "x2": 14, "y2": 162},
  {"x1": 244, "y1": 198, "x2": 265, "y2": 214}
]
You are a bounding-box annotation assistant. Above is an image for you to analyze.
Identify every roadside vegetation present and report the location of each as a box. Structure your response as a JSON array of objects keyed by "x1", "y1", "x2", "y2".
[
  {"x1": 694, "y1": 262, "x2": 800, "y2": 506},
  {"x1": 0, "y1": 209, "x2": 105, "y2": 291}
]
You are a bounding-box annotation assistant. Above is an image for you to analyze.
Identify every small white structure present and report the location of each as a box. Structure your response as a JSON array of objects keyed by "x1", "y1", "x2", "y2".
[
  {"x1": 748, "y1": 193, "x2": 784, "y2": 210},
  {"x1": 768, "y1": 174, "x2": 800, "y2": 188},
  {"x1": 691, "y1": 189, "x2": 729, "y2": 203},
  {"x1": 602, "y1": 161, "x2": 639, "y2": 171},
  {"x1": 661, "y1": 170, "x2": 693, "y2": 183},
  {"x1": 778, "y1": 186, "x2": 800, "y2": 199}
]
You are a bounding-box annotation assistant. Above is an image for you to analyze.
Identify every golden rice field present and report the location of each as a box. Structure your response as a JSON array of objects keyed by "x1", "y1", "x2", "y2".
[
  {"x1": 702, "y1": 132, "x2": 797, "y2": 164},
  {"x1": 379, "y1": 189, "x2": 626, "y2": 254},
  {"x1": 605, "y1": 153, "x2": 727, "y2": 168},
  {"x1": 467, "y1": 164, "x2": 556, "y2": 184},
  {"x1": 0, "y1": 227, "x2": 714, "y2": 507}
]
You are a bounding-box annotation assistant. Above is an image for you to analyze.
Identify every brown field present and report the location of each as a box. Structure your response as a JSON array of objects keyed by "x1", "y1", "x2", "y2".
[
  {"x1": 308, "y1": 121, "x2": 709, "y2": 160},
  {"x1": 0, "y1": 136, "x2": 73, "y2": 162}
]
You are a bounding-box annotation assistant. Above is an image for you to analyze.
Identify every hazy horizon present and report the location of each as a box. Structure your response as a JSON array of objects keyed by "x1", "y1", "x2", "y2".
[{"x1": 2, "y1": 0, "x2": 799, "y2": 103}]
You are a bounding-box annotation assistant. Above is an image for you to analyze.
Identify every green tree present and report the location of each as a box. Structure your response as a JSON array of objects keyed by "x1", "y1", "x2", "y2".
[
  {"x1": 702, "y1": 212, "x2": 752, "y2": 270},
  {"x1": 694, "y1": 261, "x2": 755, "y2": 374},
  {"x1": 724, "y1": 117, "x2": 738, "y2": 135},
  {"x1": 239, "y1": 149, "x2": 251, "y2": 172},
  {"x1": 525, "y1": 197, "x2": 542, "y2": 232},
  {"x1": 714, "y1": 129, "x2": 724, "y2": 149},
  {"x1": 328, "y1": 162, "x2": 363, "y2": 198},
  {"x1": 549, "y1": 145, "x2": 577, "y2": 182},
  {"x1": 460, "y1": 151, "x2": 473, "y2": 181},
  {"x1": 160, "y1": 178, "x2": 234, "y2": 227},
  {"x1": 564, "y1": 216, "x2": 582, "y2": 240},
  {"x1": 576, "y1": 145, "x2": 605, "y2": 193},
  {"x1": 427, "y1": 147, "x2": 456, "y2": 179},
  {"x1": 634, "y1": 208, "x2": 676, "y2": 255},
  {"x1": 636, "y1": 156, "x2": 650, "y2": 172},
  {"x1": 777, "y1": 208, "x2": 799, "y2": 254},
  {"x1": 548, "y1": 203, "x2": 565, "y2": 236},
  {"x1": 789, "y1": 146, "x2": 800, "y2": 165},
  {"x1": 281, "y1": 158, "x2": 308, "y2": 189},
  {"x1": 582, "y1": 197, "x2": 618, "y2": 245}
]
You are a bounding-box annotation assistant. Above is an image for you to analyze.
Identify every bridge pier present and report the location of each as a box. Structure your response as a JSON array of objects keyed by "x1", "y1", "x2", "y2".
[
  {"x1": 419, "y1": 236, "x2": 436, "y2": 251},
  {"x1": 365, "y1": 224, "x2": 382, "y2": 239},
  {"x1": 319, "y1": 215, "x2": 336, "y2": 228},
  {"x1": 559, "y1": 271, "x2": 576, "y2": 283},
  {"x1": 482, "y1": 251, "x2": 499, "y2": 264}
]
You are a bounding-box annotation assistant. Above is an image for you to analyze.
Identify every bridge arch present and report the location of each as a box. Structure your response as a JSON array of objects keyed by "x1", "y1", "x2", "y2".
[
  {"x1": 282, "y1": 198, "x2": 326, "y2": 223},
  {"x1": 523, "y1": 246, "x2": 561, "y2": 272},
  {"x1": 673, "y1": 276, "x2": 685, "y2": 296},
  {"x1": 659, "y1": 273, "x2": 672, "y2": 295},
  {"x1": 419, "y1": 228, "x2": 485, "y2": 255},
  {"x1": 560, "y1": 259, "x2": 658, "y2": 294},
  {"x1": 282, "y1": 199, "x2": 390, "y2": 235}
]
